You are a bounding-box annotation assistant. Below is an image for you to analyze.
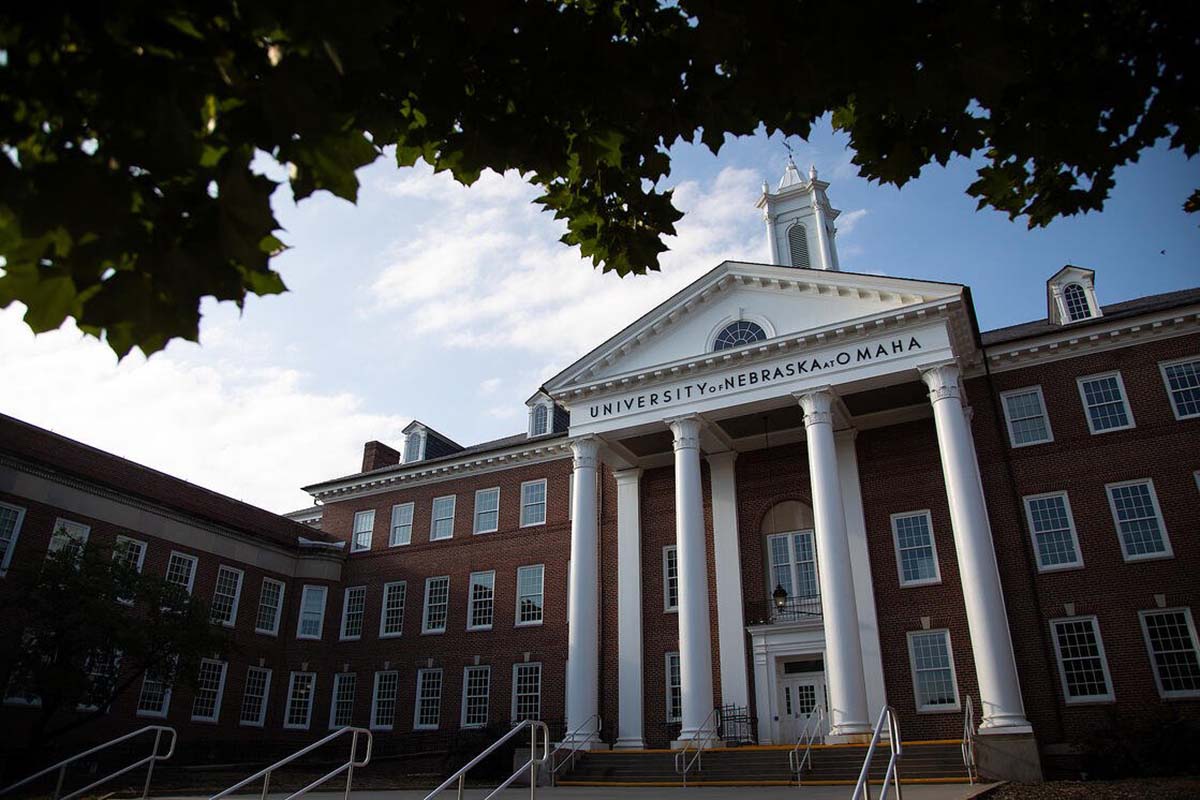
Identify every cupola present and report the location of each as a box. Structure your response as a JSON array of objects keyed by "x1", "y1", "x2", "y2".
[{"x1": 755, "y1": 159, "x2": 841, "y2": 270}]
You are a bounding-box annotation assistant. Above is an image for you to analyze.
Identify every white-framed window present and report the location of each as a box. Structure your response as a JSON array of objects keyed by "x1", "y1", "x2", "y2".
[
  {"x1": 191, "y1": 659, "x2": 228, "y2": 722},
  {"x1": 351, "y1": 510, "x2": 375, "y2": 552},
  {"x1": 329, "y1": 672, "x2": 357, "y2": 729},
  {"x1": 255, "y1": 578, "x2": 286, "y2": 636},
  {"x1": 414, "y1": 668, "x2": 443, "y2": 730},
  {"x1": 1062, "y1": 283, "x2": 1092, "y2": 321},
  {"x1": 520, "y1": 479, "x2": 547, "y2": 527},
  {"x1": 1077, "y1": 372, "x2": 1134, "y2": 434},
  {"x1": 239, "y1": 666, "x2": 271, "y2": 727},
  {"x1": 1139, "y1": 608, "x2": 1200, "y2": 698},
  {"x1": 113, "y1": 535, "x2": 147, "y2": 572},
  {"x1": 0, "y1": 501, "x2": 27, "y2": 575},
  {"x1": 48, "y1": 518, "x2": 90, "y2": 558},
  {"x1": 516, "y1": 564, "x2": 544, "y2": 626},
  {"x1": 666, "y1": 652, "x2": 682, "y2": 722},
  {"x1": 467, "y1": 571, "x2": 496, "y2": 631},
  {"x1": 767, "y1": 531, "x2": 819, "y2": 607},
  {"x1": 907, "y1": 629, "x2": 961, "y2": 712},
  {"x1": 136, "y1": 671, "x2": 172, "y2": 718},
  {"x1": 371, "y1": 671, "x2": 399, "y2": 730},
  {"x1": 1106, "y1": 479, "x2": 1171, "y2": 561},
  {"x1": 389, "y1": 503, "x2": 414, "y2": 546},
  {"x1": 891, "y1": 511, "x2": 941, "y2": 586},
  {"x1": 380, "y1": 581, "x2": 407, "y2": 638},
  {"x1": 1160, "y1": 357, "x2": 1200, "y2": 420},
  {"x1": 530, "y1": 404, "x2": 549, "y2": 437},
  {"x1": 663, "y1": 546, "x2": 679, "y2": 611},
  {"x1": 1050, "y1": 616, "x2": 1114, "y2": 703},
  {"x1": 340, "y1": 586, "x2": 367, "y2": 640},
  {"x1": 165, "y1": 551, "x2": 198, "y2": 595},
  {"x1": 297, "y1": 585, "x2": 328, "y2": 640},
  {"x1": 1023, "y1": 492, "x2": 1084, "y2": 571},
  {"x1": 284, "y1": 672, "x2": 316, "y2": 730},
  {"x1": 423, "y1": 576, "x2": 450, "y2": 634},
  {"x1": 461, "y1": 666, "x2": 491, "y2": 728},
  {"x1": 210, "y1": 566, "x2": 244, "y2": 627},
  {"x1": 403, "y1": 430, "x2": 424, "y2": 463},
  {"x1": 512, "y1": 663, "x2": 542, "y2": 722},
  {"x1": 1000, "y1": 386, "x2": 1054, "y2": 447},
  {"x1": 473, "y1": 488, "x2": 500, "y2": 534},
  {"x1": 430, "y1": 496, "x2": 456, "y2": 541}
]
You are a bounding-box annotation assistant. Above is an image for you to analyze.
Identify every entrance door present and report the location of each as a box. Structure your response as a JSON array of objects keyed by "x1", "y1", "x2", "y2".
[{"x1": 778, "y1": 673, "x2": 827, "y2": 743}]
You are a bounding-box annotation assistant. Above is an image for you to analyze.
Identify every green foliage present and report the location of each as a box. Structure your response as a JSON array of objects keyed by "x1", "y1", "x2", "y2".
[{"x1": 1, "y1": 2, "x2": 1196, "y2": 357}]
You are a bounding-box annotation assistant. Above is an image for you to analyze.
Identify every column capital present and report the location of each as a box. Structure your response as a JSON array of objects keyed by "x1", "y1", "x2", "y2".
[
  {"x1": 794, "y1": 386, "x2": 835, "y2": 428},
  {"x1": 571, "y1": 436, "x2": 601, "y2": 470},
  {"x1": 920, "y1": 361, "x2": 962, "y2": 403},
  {"x1": 666, "y1": 414, "x2": 702, "y2": 451},
  {"x1": 613, "y1": 467, "x2": 643, "y2": 485}
]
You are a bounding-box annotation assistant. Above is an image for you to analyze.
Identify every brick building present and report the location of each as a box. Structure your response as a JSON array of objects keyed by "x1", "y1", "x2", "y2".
[{"x1": 1, "y1": 162, "x2": 1197, "y2": 781}]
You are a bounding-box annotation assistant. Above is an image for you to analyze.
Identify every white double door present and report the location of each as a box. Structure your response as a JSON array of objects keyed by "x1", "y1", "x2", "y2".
[{"x1": 778, "y1": 672, "x2": 828, "y2": 743}]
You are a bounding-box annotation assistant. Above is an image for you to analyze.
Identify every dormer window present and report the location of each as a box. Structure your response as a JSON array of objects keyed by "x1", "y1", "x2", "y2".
[
  {"x1": 403, "y1": 430, "x2": 425, "y2": 463},
  {"x1": 1046, "y1": 266, "x2": 1102, "y2": 326},
  {"x1": 1063, "y1": 283, "x2": 1091, "y2": 321},
  {"x1": 530, "y1": 405, "x2": 549, "y2": 437}
]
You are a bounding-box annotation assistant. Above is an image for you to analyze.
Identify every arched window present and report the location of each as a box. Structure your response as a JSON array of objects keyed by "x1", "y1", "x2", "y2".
[
  {"x1": 530, "y1": 404, "x2": 549, "y2": 436},
  {"x1": 1063, "y1": 283, "x2": 1091, "y2": 321},
  {"x1": 788, "y1": 223, "x2": 811, "y2": 268},
  {"x1": 713, "y1": 320, "x2": 767, "y2": 351}
]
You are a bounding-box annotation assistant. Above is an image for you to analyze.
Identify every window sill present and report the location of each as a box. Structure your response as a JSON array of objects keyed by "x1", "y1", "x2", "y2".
[
  {"x1": 255, "y1": 629, "x2": 280, "y2": 638},
  {"x1": 899, "y1": 578, "x2": 943, "y2": 588},
  {"x1": 1063, "y1": 697, "x2": 1116, "y2": 706},
  {"x1": 520, "y1": 521, "x2": 546, "y2": 529},
  {"x1": 1086, "y1": 424, "x2": 1135, "y2": 436},
  {"x1": 916, "y1": 706, "x2": 962, "y2": 715},
  {"x1": 339, "y1": 635, "x2": 362, "y2": 642},
  {"x1": 1035, "y1": 563, "x2": 1085, "y2": 574},
  {"x1": 380, "y1": 632, "x2": 403, "y2": 639},
  {"x1": 1122, "y1": 551, "x2": 1174, "y2": 564},
  {"x1": 422, "y1": 629, "x2": 446, "y2": 636},
  {"x1": 467, "y1": 625, "x2": 494, "y2": 632},
  {"x1": 1009, "y1": 438, "x2": 1054, "y2": 449},
  {"x1": 297, "y1": 634, "x2": 323, "y2": 641},
  {"x1": 239, "y1": 721, "x2": 265, "y2": 728},
  {"x1": 515, "y1": 621, "x2": 544, "y2": 628}
]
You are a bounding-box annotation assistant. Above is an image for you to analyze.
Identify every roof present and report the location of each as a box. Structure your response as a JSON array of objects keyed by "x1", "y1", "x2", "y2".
[
  {"x1": 0, "y1": 413, "x2": 337, "y2": 548},
  {"x1": 981, "y1": 286, "x2": 1200, "y2": 346}
]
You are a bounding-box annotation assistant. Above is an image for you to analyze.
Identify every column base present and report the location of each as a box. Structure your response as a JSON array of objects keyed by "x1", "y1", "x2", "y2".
[
  {"x1": 556, "y1": 734, "x2": 607, "y2": 751},
  {"x1": 979, "y1": 714, "x2": 1034, "y2": 735},
  {"x1": 613, "y1": 737, "x2": 647, "y2": 750},
  {"x1": 974, "y1": 731, "x2": 1042, "y2": 782},
  {"x1": 671, "y1": 728, "x2": 718, "y2": 750},
  {"x1": 824, "y1": 722, "x2": 874, "y2": 744}
]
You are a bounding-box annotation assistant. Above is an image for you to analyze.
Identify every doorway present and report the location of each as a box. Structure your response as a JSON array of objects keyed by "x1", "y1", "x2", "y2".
[{"x1": 777, "y1": 658, "x2": 827, "y2": 743}]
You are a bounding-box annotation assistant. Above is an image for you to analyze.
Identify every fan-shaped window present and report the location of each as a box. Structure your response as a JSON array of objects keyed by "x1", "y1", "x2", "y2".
[
  {"x1": 530, "y1": 404, "x2": 548, "y2": 436},
  {"x1": 1063, "y1": 283, "x2": 1091, "y2": 321},
  {"x1": 788, "y1": 223, "x2": 811, "y2": 268},
  {"x1": 713, "y1": 320, "x2": 767, "y2": 351}
]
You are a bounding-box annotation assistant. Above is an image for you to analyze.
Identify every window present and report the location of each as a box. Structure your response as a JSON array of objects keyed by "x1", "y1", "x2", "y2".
[
  {"x1": 77, "y1": 649, "x2": 122, "y2": 711},
  {"x1": 351, "y1": 510, "x2": 375, "y2": 552},
  {"x1": 371, "y1": 671, "x2": 399, "y2": 730},
  {"x1": 297, "y1": 585, "x2": 328, "y2": 639},
  {"x1": 1001, "y1": 386, "x2": 1053, "y2": 447},
  {"x1": 663, "y1": 546, "x2": 679, "y2": 611},
  {"x1": 329, "y1": 673, "x2": 357, "y2": 728},
  {"x1": 530, "y1": 404, "x2": 549, "y2": 436},
  {"x1": 380, "y1": 581, "x2": 407, "y2": 638},
  {"x1": 165, "y1": 552, "x2": 198, "y2": 594},
  {"x1": 713, "y1": 320, "x2": 767, "y2": 351},
  {"x1": 48, "y1": 519, "x2": 90, "y2": 558},
  {"x1": 1160, "y1": 357, "x2": 1200, "y2": 420},
  {"x1": 468, "y1": 571, "x2": 496, "y2": 630},
  {"x1": 907, "y1": 630, "x2": 960, "y2": 712},
  {"x1": 520, "y1": 480, "x2": 547, "y2": 527},
  {"x1": 1023, "y1": 493, "x2": 1084, "y2": 571},
  {"x1": 1140, "y1": 609, "x2": 1200, "y2": 698},
  {"x1": 0, "y1": 502, "x2": 27, "y2": 575},
  {"x1": 389, "y1": 503, "x2": 414, "y2": 547},
  {"x1": 891, "y1": 511, "x2": 941, "y2": 586},
  {"x1": 284, "y1": 672, "x2": 316, "y2": 729},
  {"x1": 113, "y1": 536, "x2": 147, "y2": 573},
  {"x1": 211, "y1": 566, "x2": 244, "y2": 626},
  {"x1": 473, "y1": 488, "x2": 500, "y2": 534},
  {"x1": 1050, "y1": 617, "x2": 1114, "y2": 703},
  {"x1": 240, "y1": 666, "x2": 271, "y2": 727},
  {"x1": 512, "y1": 663, "x2": 542, "y2": 722},
  {"x1": 431, "y1": 496, "x2": 456, "y2": 540},
  {"x1": 256, "y1": 578, "x2": 286, "y2": 635},
  {"x1": 666, "y1": 653, "x2": 682, "y2": 722},
  {"x1": 403, "y1": 432, "x2": 423, "y2": 463},
  {"x1": 461, "y1": 666, "x2": 491, "y2": 728},
  {"x1": 767, "y1": 531, "x2": 819, "y2": 617},
  {"x1": 787, "y1": 223, "x2": 810, "y2": 268},
  {"x1": 414, "y1": 669, "x2": 443, "y2": 730},
  {"x1": 1078, "y1": 372, "x2": 1134, "y2": 433},
  {"x1": 191, "y1": 659, "x2": 228, "y2": 722},
  {"x1": 516, "y1": 565, "x2": 544, "y2": 626},
  {"x1": 423, "y1": 576, "x2": 450, "y2": 634},
  {"x1": 136, "y1": 671, "x2": 172, "y2": 718},
  {"x1": 340, "y1": 586, "x2": 367, "y2": 640},
  {"x1": 1106, "y1": 480, "x2": 1171, "y2": 560},
  {"x1": 1062, "y1": 283, "x2": 1091, "y2": 321}
]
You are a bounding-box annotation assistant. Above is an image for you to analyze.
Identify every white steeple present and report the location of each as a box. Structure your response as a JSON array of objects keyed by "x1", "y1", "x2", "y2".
[{"x1": 755, "y1": 157, "x2": 841, "y2": 270}]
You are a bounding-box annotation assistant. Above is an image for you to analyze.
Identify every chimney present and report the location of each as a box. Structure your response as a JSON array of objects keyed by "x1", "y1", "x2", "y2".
[{"x1": 361, "y1": 440, "x2": 401, "y2": 472}]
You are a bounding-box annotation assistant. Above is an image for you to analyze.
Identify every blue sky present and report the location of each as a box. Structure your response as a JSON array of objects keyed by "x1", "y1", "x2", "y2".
[{"x1": 2, "y1": 120, "x2": 1196, "y2": 511}]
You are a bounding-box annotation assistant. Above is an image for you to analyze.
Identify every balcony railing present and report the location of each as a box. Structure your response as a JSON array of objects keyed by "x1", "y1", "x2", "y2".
[{"x1": 746, "y1": 595, "x2": 822, "y2": 625}]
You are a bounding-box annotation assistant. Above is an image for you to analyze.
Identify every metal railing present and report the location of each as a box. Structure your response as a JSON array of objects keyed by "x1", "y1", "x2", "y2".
[
  {"x1": 673, "y1": 707, "x2": 722, "y2": 787},
  {"x1": 745, "y1": 595, "x2": 823, "y2": 625},
  {"x1": 851, "y1": 705, "x2": 903, "y2": 800},
  {"x1": 209, "y1": 726, "x2": 372, "y2": 800},
  {"x1": 961, "y1": 695, "x2": 976, "y2": 784},
  {"x1": 423, "y1": 719, "x2": 550, "y2": 800},
  {"x1": 0, "y1": 725, "x2": 176, "y2": 800},
  {"x1": 547, "y1": 714, "x2": 600, "y2": 786},
  {"x1": 787, "y1": 705, "x2": 825, "y2": 783}
]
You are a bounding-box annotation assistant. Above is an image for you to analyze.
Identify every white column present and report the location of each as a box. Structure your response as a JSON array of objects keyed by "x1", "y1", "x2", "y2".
[
  {"x1": 921, "y1": 364, "x2": 1032, "y2": 732},
  {"x1": 795, "y1": 388, "x2": 872, "y2": 738},
  {"x1": 668, "y1": 414, "x2": 716, "y2": 744},
  {"x1": 810, "y1": 192, "x2": 833, "y2": 270},
  {"x1": 707, "y1": 451, "x2": 750, "y2": 710},
  {"x1": 764, "y1": 209, "x2": 780, "y2": 265},
  {"x1": 614, "y1": 468, "x2": 646, "y2": 750},
  {"x1": 565, "y1": 436, "x2": 601, "y2": 746}
]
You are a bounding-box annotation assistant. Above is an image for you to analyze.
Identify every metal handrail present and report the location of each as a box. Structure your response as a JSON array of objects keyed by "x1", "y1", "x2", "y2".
[
  {"x1": 423, "y1": 719, "x2": 550, "y2": 800},
  {"x1": 961, "y1": 695, "x2": 976, "y2": 784},
  {"x1": 787, "y1": 705, "x2": 826, "y2": 782},
  {"x1": 673, "y1": 706, "x2": 722, "y2": 787},
  {"x1": 548, "y1": 713, "x2": 601, "y2": 785},
  {"x1": 208, "y1": 726, "x2": 372, "y2": 800},
  {"x1": 851, "y1": 705, "x2": 903, "y2": 800},
  {"x1": 0, "y1": 725, "x2": 176, "y2": 800}
]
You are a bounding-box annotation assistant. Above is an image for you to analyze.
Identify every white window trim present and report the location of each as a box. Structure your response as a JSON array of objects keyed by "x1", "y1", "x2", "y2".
[
  {"x1": 519, "y1": 479, "x2": 548, "y2": 528},
  {"x1": 350, "y1": 509, "x2": 375, "y2": 553},
  {"x1": 890, "y1": 510, "x2": 942, "y2": 587},
  {"x1": 239, "y1": 666, "x2": 271, "y2": 728},
  {"x1": 1105, "y1": 478, "x2": 1173, "y2": 562},
  {"x1": 113, "y1": 535, "x2": 148, "y2": 572},
  {"x1": 379, "y1": 580, "x2": 406, "y2": 638},
  {"x1": 166, "y1": 551, "x2": 199, "y2": 595},
  {"x1": 430, "y1": 495, "x2": 456, "y2": 541},
  {"x1": 422, "y1": 576, "x2": 450, "y2": 635},
  {"x1": 665, "y1": 652, "x2": 681, "y2": 723},
  {"x1": 467, "y1": 570, "x2": 496, "y2": 632},
  {"x1": 135, "y1": 674, "x2": 172, "y2": 719},
  {"x1": 49, "y1": 518, "x2": 91, "y2": 555},
  {"x1": 1049, "y1": 616, "x2": 1115, "y2": 704},
  {"x1": 473, "y1": 488, "x2": 500, "y2": 535},
  {"x1": 297, "y1": 585, "x2": 328, "y2": 640},
  {"x1": 663, "y1": 546, "x2": 678, "y2": 613},
  {"x1": 1139, "y1": 607, "x2": 1200, "y2": 699},
  {"x1": 1077, "y1": 371, "x2": 1135, "y2": 434},
  {"x1": 190, "y1": 659, "x2": 228, "y2": 723},
  {"x1": 389, "y1": 502, "x2": 414, "y2": 547},
  {"x1": 510, "y1": 662, "x2": 542, "y2": 723},
  {"x1": 255, "y1": 578, "x2": 286, "y2": 636},
  {"x1": 370, "y1": 671, "x2": 399, "y2": 731},
  {"x1": 329, "y1": 672, "x2": 356, "y2": 730},
  {"x1": 529, "y1": 401, "x2": 553, "y2": 437},
  {"x1": 460, "y1": 665, "x2": 491, "y2": 729},
  {"x1": 999, "y1": 385, "x2": 1054, "y2": 447},
  {"x1": 0, "y1": 501, "x2": 27, "y2": 576},
  {"x1": 515, "y1": 564, "x2": 544, "y2": 628},
  {"x1": 340, "y1": 586, "x2": 366, "y2": 641},
  {"x1": 1158, "y1": 356, "x2": 1200, "y2": 421},
  {"x1": 906, "y1": 629, "x2": 962, "y2": 713},
  {"x1": 284, "y1": 672, "x2": 316, "y2": 730},
  {"x1": 1022, "y1": 492, "x2": 1085, "y2": 572},
  {"x1": 212, "y1": 565, "x2": 245, "y2": 628},
  {"x1": 413, "y1": 668, "x2": 442, "y2": 731}
]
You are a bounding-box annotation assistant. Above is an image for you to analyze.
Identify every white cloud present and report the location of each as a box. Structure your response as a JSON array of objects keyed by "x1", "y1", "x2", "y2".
[
  {"x1": 838, "y1": 208, "x2": 869, "y2": 237},
  {"x1": 479, "y1": 377, "x2": 502, "y2": 395}
]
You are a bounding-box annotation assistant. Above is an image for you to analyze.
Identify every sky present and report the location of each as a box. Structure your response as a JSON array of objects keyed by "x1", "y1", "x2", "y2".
[{"x1": 2, "y1": 121, "x2": 1197, "y2": 513}]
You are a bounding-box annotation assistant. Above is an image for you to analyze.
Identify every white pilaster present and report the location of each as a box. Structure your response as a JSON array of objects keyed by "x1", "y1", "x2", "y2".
[
  {"x1": 707, "y1": 451, "x2": 750, "y2": 710},
  {"x1": 614, "y1": 468, "x2": 646, "y2": 750},
  {"x1": 811, "y1": 188, "x2": 833, "y2": 271},
  {"x1": 796, "y1": 388, "x2": 872, "y2": 738},
  {"x1": 921, "y1": 363, "x2": 1032, "y2": 733},
  {"x1": 565, "y1": 436, "x2": 602, "y2": 746}
]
